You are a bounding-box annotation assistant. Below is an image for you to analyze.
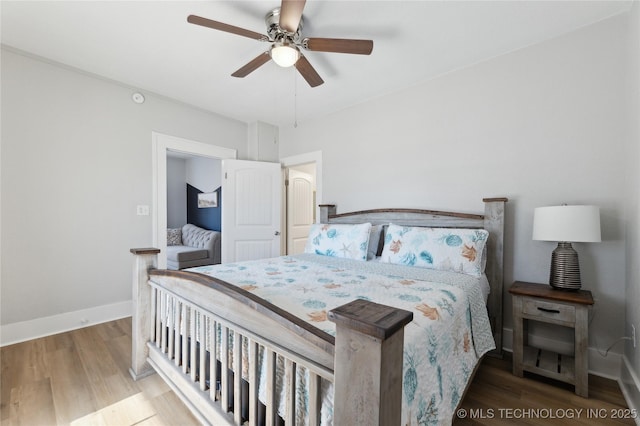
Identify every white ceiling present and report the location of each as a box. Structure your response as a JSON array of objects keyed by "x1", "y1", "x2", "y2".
[{"x1": 1, "y1": 1, "x2": 631, "y2": 127}]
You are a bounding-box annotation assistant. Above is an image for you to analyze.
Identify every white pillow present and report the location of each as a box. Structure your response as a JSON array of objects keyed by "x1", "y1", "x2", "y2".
[
  {"x1": 380, "y1": 224, "x2": 489, "y2": 277},
  {"x1": 304, "y1": 223, "x2": 372, "y2": 261}
]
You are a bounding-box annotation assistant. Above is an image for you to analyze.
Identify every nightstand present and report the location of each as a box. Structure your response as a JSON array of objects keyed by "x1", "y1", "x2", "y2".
[{"x1": 509, "y1": 281, "x2": 594, "y2": 397}]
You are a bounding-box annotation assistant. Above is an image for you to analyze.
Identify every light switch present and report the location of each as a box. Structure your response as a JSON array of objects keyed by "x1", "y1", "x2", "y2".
[{"x1": 137, "y1": 205, "x2": 150, "y2": 216}]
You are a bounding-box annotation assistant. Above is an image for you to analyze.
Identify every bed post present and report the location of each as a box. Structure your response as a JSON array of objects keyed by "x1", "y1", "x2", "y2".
[
  {"x1": 482, "y1": 198, "x2": 508, "y2": 358},
  {"x1": 129, "y1": 247, "x2": 160, "y2": 380},
  {"x1": 319, "y1": 204, "x2": 336, "y2": 223},
  {"x1": 328, "y1": 299, "x2": 413, "y2": 425}
]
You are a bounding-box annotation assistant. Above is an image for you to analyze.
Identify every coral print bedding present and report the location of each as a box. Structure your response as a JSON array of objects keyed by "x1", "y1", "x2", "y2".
[
  {"x1": 381, "y1": 224, "x2": 489, "y2": 277},
  {"x1": 190, "y1": 252, "x2": 495, "y2": 425}
]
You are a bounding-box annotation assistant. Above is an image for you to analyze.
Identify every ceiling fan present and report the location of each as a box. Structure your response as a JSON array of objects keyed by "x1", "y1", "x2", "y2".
[{"x1": 187, "y1": 0, "x2": 374, "y2": 87}]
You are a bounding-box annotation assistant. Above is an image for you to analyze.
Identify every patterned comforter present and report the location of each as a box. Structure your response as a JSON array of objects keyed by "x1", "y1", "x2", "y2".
[{"x1": 189, "y1": 253, "x2": 495, "y2": 425}]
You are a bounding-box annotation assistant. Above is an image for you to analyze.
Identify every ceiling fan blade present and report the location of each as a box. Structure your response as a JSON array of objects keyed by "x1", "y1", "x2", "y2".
[
  {"x1": 295, "y1": 55, "x2": 324, "y2": 87},
  {"x1": 304, "y1": 38, "x2": 373, "y2": 55},
  {"x1": 187, "y1": 15, "x2": 268, "y2": 41},
  {"x1": 279, "y1": 0, "x2": 306, "y2": 33},
  {"x1": 231, "y1": 52, "x2": 271, "y2": 78}
]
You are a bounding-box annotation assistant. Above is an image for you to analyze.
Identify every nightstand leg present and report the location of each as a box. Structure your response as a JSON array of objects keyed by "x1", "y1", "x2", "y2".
[
  {"x1": 575, "y1": 306, "x2": 589, "y2": 397},
  {"x1": 512, "y1": 296, "x2": 524, "y2": 377}
]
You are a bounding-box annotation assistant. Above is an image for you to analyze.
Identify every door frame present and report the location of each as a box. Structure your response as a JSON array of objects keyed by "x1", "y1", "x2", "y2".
[
  {"x1": 280, "y1": 151, "x2": 323, "y2": 254},
  {"x1": 152, "y1": 132, "x2": 236, "y2": 268}
]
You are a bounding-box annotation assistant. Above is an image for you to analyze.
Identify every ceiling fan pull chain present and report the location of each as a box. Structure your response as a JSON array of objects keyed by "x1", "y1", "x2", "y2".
[{"x1": 294, "y1": 68, "x2": 298, "y2": 128}]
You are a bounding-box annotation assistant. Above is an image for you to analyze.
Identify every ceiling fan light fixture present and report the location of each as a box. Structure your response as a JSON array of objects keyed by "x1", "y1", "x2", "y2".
[{"x1": 270, "y1": 42, "x2": 300, "y2": 68}]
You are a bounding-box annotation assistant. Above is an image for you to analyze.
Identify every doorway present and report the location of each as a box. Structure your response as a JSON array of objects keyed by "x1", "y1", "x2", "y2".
[
  {"x1": 152, "y1": 132, "x2": 236, "y2": 268},
  {"x1": 281, "y1": 151, "x2": 322, "y2": 255},
  {"x1": 285, "y1": 165, "x2": 315, "y2": 254}
]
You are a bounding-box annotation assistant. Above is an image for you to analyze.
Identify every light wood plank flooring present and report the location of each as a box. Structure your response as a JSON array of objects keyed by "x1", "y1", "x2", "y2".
[
  {"x1": 1, "y1": 318, "x2": 196, "y2": 425},
  {"x1": 1, "y1": 317, "x2": 635, "y2": 425}
]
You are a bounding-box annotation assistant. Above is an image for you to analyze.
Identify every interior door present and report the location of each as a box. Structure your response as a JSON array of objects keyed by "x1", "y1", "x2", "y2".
[
  {"x1": 286, "y1": 169, "x2": 314, "y2": 254},
  {"x1": 221, "y1": 159, "x2": 281, "y2": 263}
]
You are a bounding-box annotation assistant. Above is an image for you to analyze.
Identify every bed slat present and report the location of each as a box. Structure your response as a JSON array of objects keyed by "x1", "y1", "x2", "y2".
[
  {"x1": 248, "y1": 340, "x2": 259, "y2": 426},
  {"x1": 154, "y1": 288, "x2": 161, "y2": 348},
  {"x1": 174, "y1": 300, "x2": 182, "y2": 367},
  {"x1": 167, "y1": 297, "x2": 175, "y2": 361},
  {"x1": 159, "y1": 292, "x2": 165, "y2": 352},
  {"x1": 190, "y1": 308, "x2": 197, "y2": 380},
  {"x1": 233, "y1": 331, "x2": 242, "y2": 425},
  {"x1": 265, "y1": 349, "x2": 276, "y2": 426},
  {"x1": 180, "y1": 303, "x2": 187, "y2": 371},
  {"x1": 150, "y1": 286, "x2": 157, "y2": 344},
  {"x1": 209, "y1": 316, "x2": 218, "y2": 401},
  {"x1": 199, "y1": 312, "x2": 206, "y2": 392},
  {"x1": 221, "y1": 326, "x2": 230, "y2": 412},
  {"x1": 308, "y1": 372, "x2": 321, "y2": 426},
  {"x1": 284, "y1": 359, "x2": 296, "y2": 425}
]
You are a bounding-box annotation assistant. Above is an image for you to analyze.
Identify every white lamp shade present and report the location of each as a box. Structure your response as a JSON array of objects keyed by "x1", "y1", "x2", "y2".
[
  {"x1": 270, "y1": 44, "x2": 299, "y2": 68},
  {"x1": 532, "y1": 205, "x2": 601, "y2": 242}
]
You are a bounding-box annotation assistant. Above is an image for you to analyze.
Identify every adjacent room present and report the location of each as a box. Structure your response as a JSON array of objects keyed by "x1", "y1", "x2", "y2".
[
  {"x1": 1, "y1": 1, "x2": 639, "y2": 425},
  {"x1": 165, "y1": 152, "x2": 222, "y2": 270}
]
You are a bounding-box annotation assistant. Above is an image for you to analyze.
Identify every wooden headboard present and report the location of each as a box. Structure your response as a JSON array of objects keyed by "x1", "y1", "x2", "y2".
[{"x1": 318, "y1": 197, "x2": 507, "y2": 357}]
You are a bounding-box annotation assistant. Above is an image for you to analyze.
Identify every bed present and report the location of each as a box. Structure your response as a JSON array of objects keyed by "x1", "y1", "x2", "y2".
[{"x1": 130, "y1": 197, "x2": 507, "y2": 425}]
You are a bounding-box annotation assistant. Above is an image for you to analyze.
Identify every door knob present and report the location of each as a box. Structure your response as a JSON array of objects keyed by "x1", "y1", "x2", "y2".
[{"x1": 274, "y1": 231, "x2": 281, "y2": 236}]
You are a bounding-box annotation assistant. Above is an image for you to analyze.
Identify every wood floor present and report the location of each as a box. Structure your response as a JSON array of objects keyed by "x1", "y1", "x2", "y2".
[
  {"x1": 1, "y1": 317, "x2": 635, "y2": 425},
  {"x1": 1, "y1": 317, "x2": 197, "y2": 425},
  {"x1": 454, "y1": 355, "x2": 635, "y2": 425}
]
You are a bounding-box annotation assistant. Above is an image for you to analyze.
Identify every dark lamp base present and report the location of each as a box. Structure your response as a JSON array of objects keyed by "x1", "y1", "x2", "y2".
[{"x1": 549, "y1": 242, "x2": 582, "y2": 291}]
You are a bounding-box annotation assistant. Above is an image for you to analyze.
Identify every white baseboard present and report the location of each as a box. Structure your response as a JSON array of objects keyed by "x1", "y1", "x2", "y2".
[
  {"x1": 502, "y1": 327, "x2": 622, "y2": 380},
  {"x1": 620, "y1": 355, "x2": 640, "y2": 426},
  {"x1": 0, "y1": 300, "x2": 132, "y2": 347}
]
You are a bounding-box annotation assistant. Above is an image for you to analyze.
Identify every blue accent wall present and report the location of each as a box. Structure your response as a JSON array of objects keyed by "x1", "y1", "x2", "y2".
[{"x1": 186, "y1": 184, "x2": 221, "y2": 231}]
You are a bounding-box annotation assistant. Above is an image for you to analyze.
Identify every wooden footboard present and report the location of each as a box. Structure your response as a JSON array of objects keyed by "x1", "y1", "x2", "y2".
[{"x1": 130, "y1": 248, "x2": 413, "y2": 426}]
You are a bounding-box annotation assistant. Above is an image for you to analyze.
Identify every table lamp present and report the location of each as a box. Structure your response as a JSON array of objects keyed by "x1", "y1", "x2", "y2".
[{"x1": 532, "y1": 205, "x2": 601, "y2": 290}]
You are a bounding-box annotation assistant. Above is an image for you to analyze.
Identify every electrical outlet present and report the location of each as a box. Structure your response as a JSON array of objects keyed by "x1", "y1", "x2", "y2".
[{"x1": 136, "y1": 205, "x2": 150, "y2": 216}]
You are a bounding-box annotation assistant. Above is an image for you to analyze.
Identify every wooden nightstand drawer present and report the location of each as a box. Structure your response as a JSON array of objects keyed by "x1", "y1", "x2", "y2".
[{"x1": 522, "y1": 297, "x2": 575, "y2": 324}]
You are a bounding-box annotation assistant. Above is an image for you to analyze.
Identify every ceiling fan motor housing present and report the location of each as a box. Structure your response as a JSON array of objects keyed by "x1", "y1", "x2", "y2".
[{"x1": 265, "y1": 7, "x2": 303, "y2": 44}]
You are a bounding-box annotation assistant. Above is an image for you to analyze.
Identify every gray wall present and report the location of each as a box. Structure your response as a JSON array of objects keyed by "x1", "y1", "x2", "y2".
[
  {"x1": 167, "y1": 156, "x2": 187, "y2": 228},
  {"x1": 623, "y1": 1, "x2": 640, "y2": 403},
  {"x1": 280, "y1": 13, "x2": 631, "y2": 367},
  {"x1": 186, "y1": 156, "x2": 221, "y2": 193},
  {"x1": 166, "y1": 155, "x2": 221, "y2": 229},
  {"x1": 0, "y1": 48, "x2": 247, "y2": 326}
]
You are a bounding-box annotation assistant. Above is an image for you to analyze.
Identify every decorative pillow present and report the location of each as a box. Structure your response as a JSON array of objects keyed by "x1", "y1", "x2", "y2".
[
  {"x1": 380, "y1": 224, "x2": 489, "y2": 277},
  {"x1": 167, "y1": 228, "x2": 182, "y2": 246},
  {"x1": 367, "y1": 225, "x2": 384, "y2": 260},
  {"x1": 304, "y1": 223, "x2": 372, "y2": 261}
]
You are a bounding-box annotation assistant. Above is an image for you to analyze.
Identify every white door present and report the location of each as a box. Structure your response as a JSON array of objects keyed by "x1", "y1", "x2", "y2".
[
  {"x1": 287, "y1": 169, "x2": 314, "y2": 254},
  {"x1": 222, "y1": 159, "x2": 281, "y2": 263}
]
